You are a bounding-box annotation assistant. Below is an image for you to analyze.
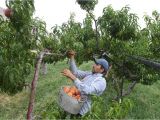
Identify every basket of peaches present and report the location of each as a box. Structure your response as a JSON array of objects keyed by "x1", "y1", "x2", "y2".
[{"x1": 58, "y1": 86, "x2": 86, "y2": 114}]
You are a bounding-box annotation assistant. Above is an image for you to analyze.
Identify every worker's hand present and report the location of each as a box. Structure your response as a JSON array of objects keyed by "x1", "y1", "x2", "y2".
[
  {"x1": 61, "y1": 69, "x2": 76, "y2": 80},
  {"x1": 66, "y1": 50, "x2": 75, "y2": 59}
]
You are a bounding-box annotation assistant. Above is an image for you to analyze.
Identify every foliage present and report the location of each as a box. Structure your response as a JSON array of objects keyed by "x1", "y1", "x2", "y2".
[
  {"x1": 0, "y1": 0, "x2": 35, "y2": 93},
  {"x1": 76, "y1": 0, "x2": 98, "y2": 11},
  {"x1": 97, "y1": 5, "x2": 160, "y2": 87},
  {"x1": 98, "y1": 5, "x2": 140, "y2": 66},
  {"x1": 31, "y1": 18, "x2": 63, "y2": 64},
  {"x1": 38, "y1": 101, "x2": 65, "y2": 119},
  {"x1": 50, "y1": 14, "x2": 96, "y2": 64},
  {"x1": 81, "y1": 96, "x2": 133, "y2": 119},
  {"x1": 144, "y1": 10, "x2": 160, "y2": 59},
  {"x1": 98, "y1": 5, "x2": 139, "y2": 41},
  {"x1": 105, "y1": 98, "x2": 133, "y2": 119}
]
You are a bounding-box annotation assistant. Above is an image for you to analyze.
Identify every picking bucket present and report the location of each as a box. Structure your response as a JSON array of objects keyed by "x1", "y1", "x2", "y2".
[{"x1": 58, "y1": 86, "x2": 86, "y2": 114}]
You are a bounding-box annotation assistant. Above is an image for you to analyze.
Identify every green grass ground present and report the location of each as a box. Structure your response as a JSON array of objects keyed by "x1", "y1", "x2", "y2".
[{"x1": 0, "y1": 60, "x2": 160, "y2": 119}]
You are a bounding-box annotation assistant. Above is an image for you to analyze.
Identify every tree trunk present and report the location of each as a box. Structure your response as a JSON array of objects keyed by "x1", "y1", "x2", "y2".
[
  {"x1": 94, "y1": 20, "x2": 99, "y2": 52},
  {"x1": 114, "y1": 80, "x2": 137, "y2": 100},
  {"x1": 27, "y1": 52, "x2": 45, "y2": 120}
]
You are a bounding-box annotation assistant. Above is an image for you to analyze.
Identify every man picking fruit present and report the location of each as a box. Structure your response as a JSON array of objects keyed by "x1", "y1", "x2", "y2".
[{"x1": 62, "y1": 50, "x2": 109, "y2": 116}]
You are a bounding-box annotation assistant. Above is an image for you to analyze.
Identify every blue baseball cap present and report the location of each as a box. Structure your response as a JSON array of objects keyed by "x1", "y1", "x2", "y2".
[{"x1": 94, "y1": 58, "x2": 109, "y2": 72}]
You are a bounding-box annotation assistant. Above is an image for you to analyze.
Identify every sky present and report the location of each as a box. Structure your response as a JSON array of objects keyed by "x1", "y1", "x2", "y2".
[{"x1": 1, "y1": 0, "x2": 160, "y2": 31}]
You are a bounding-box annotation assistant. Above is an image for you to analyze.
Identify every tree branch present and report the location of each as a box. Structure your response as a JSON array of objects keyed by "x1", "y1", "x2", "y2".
[
  {"x1": 86, "y1": 9, "x2": 99, "y2": 51},
  {"x1": 130, "y1": 55, "x2": 160, "y2": 70},
  {"x1": 122, "y1": 81, "x2": 137, "y2": 96}
]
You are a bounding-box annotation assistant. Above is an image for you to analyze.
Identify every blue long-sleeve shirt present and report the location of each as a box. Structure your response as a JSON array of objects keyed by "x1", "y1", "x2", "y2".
[{"x1": 69, "y1": 59, "x2": 107, "y2": 115}]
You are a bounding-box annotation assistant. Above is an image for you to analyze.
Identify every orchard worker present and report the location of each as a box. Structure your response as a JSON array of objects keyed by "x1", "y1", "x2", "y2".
[{"x1": 62, "y1": 50, "x2": 110, "y2": 116}]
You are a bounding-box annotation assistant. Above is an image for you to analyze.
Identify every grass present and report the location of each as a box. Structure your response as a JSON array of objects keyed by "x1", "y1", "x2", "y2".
[
  {"x1": 0, "y1": 90, "x2": 29, "y2": 119},
  {"x1": 127, "y1": 81, "x2": 160, "y2": 119},
  {"x1": 0, "y1": 60, "x2": 160, "y2": 119}
]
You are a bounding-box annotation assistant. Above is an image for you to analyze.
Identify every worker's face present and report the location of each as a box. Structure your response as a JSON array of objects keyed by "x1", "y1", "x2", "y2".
[{"x1": 92, "y1": 63, "x2": 104, "y2": 74}]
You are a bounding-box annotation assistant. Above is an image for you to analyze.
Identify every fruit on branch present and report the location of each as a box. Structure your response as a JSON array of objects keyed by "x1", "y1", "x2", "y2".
[{"x1": 4, "y1": 8, "x2": 13, "y2": 18}]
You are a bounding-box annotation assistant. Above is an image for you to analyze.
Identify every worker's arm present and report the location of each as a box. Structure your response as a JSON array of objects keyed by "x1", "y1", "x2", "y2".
[
  {"x1": 69, "y1": 58, "x2": 91, "y2": 79},
  {"x1": 67, "y1": 50, "x2": 91, "y2": 79}
]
